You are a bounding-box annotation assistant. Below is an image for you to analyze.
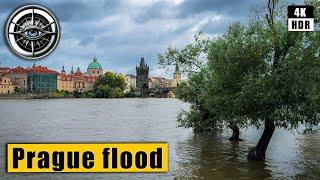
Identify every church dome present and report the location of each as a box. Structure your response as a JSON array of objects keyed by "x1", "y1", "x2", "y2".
[{"x1": 88, "y1": 57, "x2": 102, "y2": 69}]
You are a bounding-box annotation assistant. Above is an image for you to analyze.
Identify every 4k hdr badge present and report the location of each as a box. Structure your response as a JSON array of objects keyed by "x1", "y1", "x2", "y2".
[{"x1": 5, "y1": 5, "x2": 60, "y2": 60}]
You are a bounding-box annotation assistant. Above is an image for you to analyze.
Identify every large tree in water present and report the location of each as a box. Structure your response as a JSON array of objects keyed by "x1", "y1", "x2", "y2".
[
  {"x1": 158, "y1": 32, "x2": 247, "y2": 139},
  {"x1": 206, "y1": 0, "x2": 320, "y2": 160},
  {"x1": 158, "y1": 33, "x2": 220, "y2": 133},
  {"x1": 205, "y1": 20, "x2": 270, "y2": 141}
]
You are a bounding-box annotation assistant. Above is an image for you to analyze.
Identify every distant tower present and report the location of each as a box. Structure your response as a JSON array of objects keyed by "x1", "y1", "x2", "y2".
[
  {"x1": 136, "y1": 57, "x2": 149, "y2": 96},
  {"x1": 61, "y1": 65, "x2": 66, "y2": 74},
  {"x1": 70, "y1": 66, "x2": 74, "y2": 74},
  {"x1": 173, "y1": 64, "x2": 181, "y2": 82}
]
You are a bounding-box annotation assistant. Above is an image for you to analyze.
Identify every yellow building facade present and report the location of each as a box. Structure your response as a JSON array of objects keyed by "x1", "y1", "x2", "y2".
[
  {"x1": 57, "y1": 73, "x2": 74, "y2": 92},
  {"x1": 57, "y1": 60, "x2": 100, "y2": 93},
  {"x1": 0, "y1": 76, "x2": 15, "y2": 94}
]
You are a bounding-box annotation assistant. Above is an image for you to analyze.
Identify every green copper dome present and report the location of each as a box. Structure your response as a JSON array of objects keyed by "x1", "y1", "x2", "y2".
[{"x1": 88, "y1": 57, "x2": 102, "y2": 69}]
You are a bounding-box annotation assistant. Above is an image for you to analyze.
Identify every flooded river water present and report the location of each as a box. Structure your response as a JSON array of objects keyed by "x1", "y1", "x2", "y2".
[{"x1": 0, "y1": 98, "x2": 319, "y2": 179}]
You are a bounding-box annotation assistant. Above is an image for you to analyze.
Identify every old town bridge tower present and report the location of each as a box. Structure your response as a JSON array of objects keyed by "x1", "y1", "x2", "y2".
[{"x1": 136, "y1": 57, "x2": 149, "y2": 96}]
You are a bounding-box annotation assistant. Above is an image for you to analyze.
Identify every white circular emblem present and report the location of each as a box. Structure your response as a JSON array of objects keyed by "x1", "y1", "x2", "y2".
[{"x1": 5, "y1": 5, "x2": 60, "y2": 60}]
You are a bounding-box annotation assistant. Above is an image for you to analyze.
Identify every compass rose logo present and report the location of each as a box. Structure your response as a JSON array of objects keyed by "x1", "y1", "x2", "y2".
[{"x1": 5, "y1": 5, "x2": 60, "y2": 60}]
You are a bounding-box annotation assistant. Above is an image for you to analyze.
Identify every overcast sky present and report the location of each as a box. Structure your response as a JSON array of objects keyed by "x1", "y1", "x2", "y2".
[{"x1": 0, "y1": 0, "x2": 303, "y2": 77}]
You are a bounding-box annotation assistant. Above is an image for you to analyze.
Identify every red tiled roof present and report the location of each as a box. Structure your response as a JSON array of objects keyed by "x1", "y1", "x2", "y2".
[
  {"x1": 73, "y1": 71, "x2": 85, "y2": 81},
  {"x1": 0, "y1": 72, "x2": 9, "y2": 77},
  {"x1": 57, "y1": 72, "x2": 97, "y2": 82},
  {"x1": 73, "y1": 71, "x2": 83, "y2": 77},
  {"x1": 58, "y1": 73, "x2": 74, "y2": 80},
  {"x1": 27, "y1": 66, "x2": 58, "y2": 75},
  {"x1": 85, "y1": 76, "x2": 97, "y2": 83},
  {"x1": 59, "y1": 73, "x2": 70, "y2": 77},
  {"x1": 10, "y1": 66, "x2": 27, "y2": 74},
  {"x1": 86, "y1": 75, "x2": 97, "y2": 80}
]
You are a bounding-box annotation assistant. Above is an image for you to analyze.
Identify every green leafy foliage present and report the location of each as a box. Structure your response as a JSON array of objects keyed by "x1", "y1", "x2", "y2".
[
  {"x1": 158, "y1": 33, "x2": 215, "y2": 132},
  {"x1": 158, "y1": 32, "x2": 209, "y2": 74},
  {"x1": 54, "y1": 90, "x2": 71, "y2": 98},
  {"x1": 176, "y1": 69, "x2": 219, "y2": 132},
  {"x1": 93, "y1": 72, "x2": 126, "y2": 98},
  {"x1": 205, "y1": 21, "x2": 270, "y2": 127},
  {"x1": 160, "y1": 0, "x2": 320, "y2": 135}
]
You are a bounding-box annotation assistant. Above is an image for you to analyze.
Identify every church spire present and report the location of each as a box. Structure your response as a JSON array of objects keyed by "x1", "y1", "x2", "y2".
[
  {"x1": 70, "y1": 66, "x2": 74, "y2": 74},
  {"x1": 175, "y1": 63, "x2": 180, "y2": 72},
  {"x1": 140, "y1": 57, "x2": 145, "y2": 67},
  {"x1": 61, "y1": 65, "x2": 65, "y2": 73}
]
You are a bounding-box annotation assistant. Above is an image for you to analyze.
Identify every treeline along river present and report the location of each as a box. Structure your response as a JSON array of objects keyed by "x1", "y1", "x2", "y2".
[{"x1": 0, "y1": 98, "x2": 319, "y2": 179}]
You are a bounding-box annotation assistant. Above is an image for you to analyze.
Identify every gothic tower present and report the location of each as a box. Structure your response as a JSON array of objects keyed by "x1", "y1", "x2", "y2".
[
  {"x1": 136, "y1": 57, "x2": 149, "y2": 96},
  {"x1": 173, "y1": 64, "x2": 181, "y2": 82}
]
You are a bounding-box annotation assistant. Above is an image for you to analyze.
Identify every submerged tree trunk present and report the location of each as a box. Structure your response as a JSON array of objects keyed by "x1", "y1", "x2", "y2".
[
  {"x1": 248, "y1": 120, "x2": 275, "y2": 160},
  {"x1": 228, "y1": 123, "x2": 241, "y2": 141}
]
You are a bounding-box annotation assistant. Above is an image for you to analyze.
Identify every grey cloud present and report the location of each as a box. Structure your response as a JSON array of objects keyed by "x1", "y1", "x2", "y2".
[
  {"x1": 0, "y1": 0, "x2": 283, "y2": 76},
  {"x1": 78, "y1": 36, "x2": 95, "y2": 46},
  {"x1": 131, "y1": 0, "x2": 252, "y2": 24},
  {"x1": 131, "y1": 0, "x2": 303, "y2": 25},
  {"x1": 178, "y1": 0, "x2": 250, "y2": 17},
  {"x1": 132, "y1": 1, "x2": 173, "y2": 23},
  {"x1": 48, "y1": 1, "x2": 121, "y2": 22},
  {"x1": 0, "y1": 0, "x2": 121, "y2": 22}
]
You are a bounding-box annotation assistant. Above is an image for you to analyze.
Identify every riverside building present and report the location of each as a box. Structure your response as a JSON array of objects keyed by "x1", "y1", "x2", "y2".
[
  {"x1": 9, "y1": 66, "x2": 28, "y2": 91},
  {"x1": 1, "y1": 65, "x2": 58, "y2": 93},
  {"x1": 0, "y1": 74, "x2": 15, "y2": 94},
  {"x1": 27, "y1": 65, "x2": 58, "y2": 93},
  {"x1": 57, "y1": 57, "x2": 103, "y2": 92}
]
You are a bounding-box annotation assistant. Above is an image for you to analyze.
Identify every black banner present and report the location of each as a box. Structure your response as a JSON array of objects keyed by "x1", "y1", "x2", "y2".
[{"x1": 288, "y1": 6, "x2": 314, "y2": 18}]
